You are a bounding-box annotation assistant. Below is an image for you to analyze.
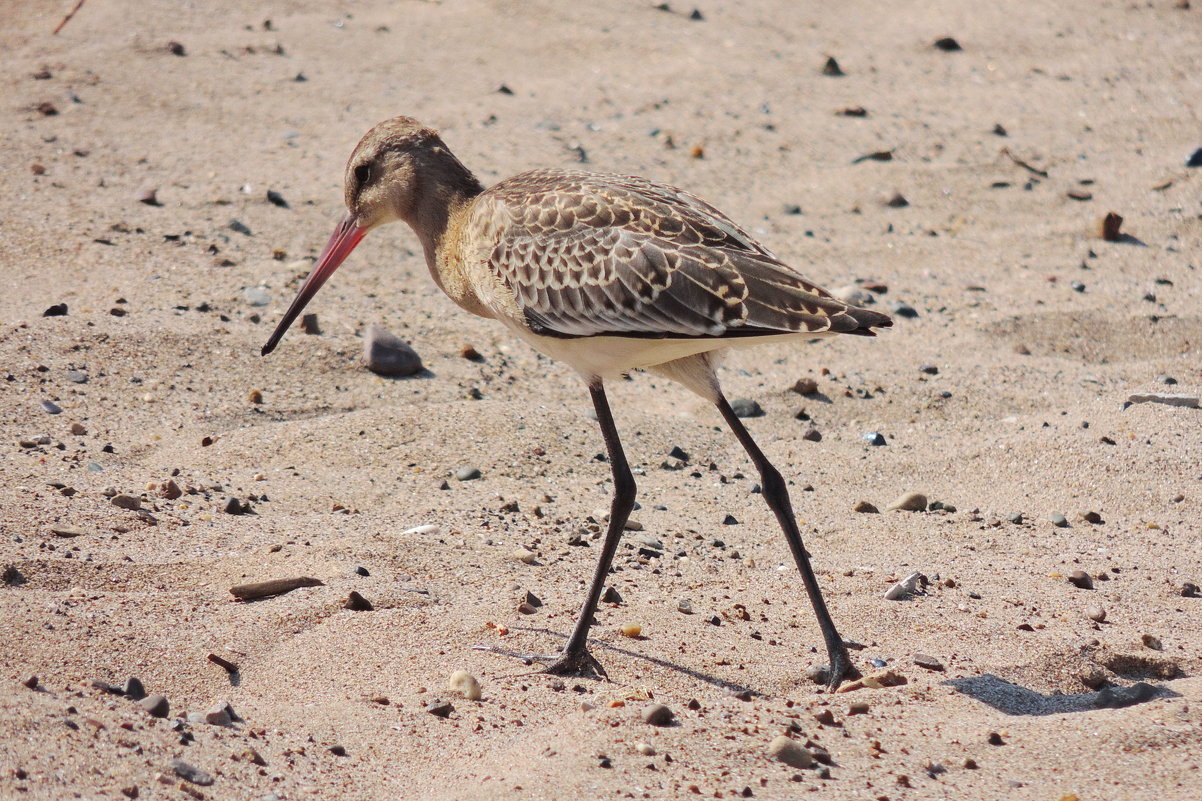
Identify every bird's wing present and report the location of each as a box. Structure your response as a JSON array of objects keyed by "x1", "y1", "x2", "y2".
[{"x1": 477, "y1": 171, "x2": 890, "y2": 339}]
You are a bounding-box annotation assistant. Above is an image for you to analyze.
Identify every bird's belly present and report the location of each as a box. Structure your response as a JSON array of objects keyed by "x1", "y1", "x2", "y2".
[{"x1": 507, "y1": 325, "x2": 830, "y2": 380}]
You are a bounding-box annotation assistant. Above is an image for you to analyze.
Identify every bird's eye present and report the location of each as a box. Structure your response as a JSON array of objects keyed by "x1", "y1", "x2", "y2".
[{"x1": 354, "y1": 164, "x2": 371, "y2": 185}]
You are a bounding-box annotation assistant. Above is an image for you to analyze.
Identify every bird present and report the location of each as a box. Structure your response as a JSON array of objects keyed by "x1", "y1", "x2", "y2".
[{"x1": 262, "y1": 116, "x2": 892, "y2": 690}]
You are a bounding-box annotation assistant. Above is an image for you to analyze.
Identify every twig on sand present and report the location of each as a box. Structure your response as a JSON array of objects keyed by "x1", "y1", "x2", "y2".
[
  {"x1": 229, "y1": 576, "x2": 324, "y2": 601},
  {"x1": 52, "y1": 0, "x2": 87, "y2": 35}
]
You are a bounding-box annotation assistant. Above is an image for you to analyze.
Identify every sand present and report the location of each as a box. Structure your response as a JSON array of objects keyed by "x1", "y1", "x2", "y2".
[{"x1": 2, "y1": 1, "x2": 1200, "y2": 799}]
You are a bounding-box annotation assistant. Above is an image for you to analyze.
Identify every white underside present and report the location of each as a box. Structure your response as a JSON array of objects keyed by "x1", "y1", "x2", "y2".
[{"x1": 504, "y1": 321, "x2": 833, "y2": 401}]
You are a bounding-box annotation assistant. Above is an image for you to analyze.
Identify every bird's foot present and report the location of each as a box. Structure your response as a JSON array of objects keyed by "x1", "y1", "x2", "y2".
[
  {"x1": 814, "y1": 641, "x2": 859, "y2": 692},
  {"x1": 541, "y1": 647, "x2": 609, "y2": 680}
]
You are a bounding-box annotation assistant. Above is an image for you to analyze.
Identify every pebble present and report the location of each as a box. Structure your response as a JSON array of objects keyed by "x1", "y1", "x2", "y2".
[
  {"x1": 1087, "y1": 605, "x2": 1107, "y2": 623},
  {"x1": 1095, "y1": 682, "x2": 1157, "y2": 709},
  {"x1": 171, "y1": 759, "x2": 214, "y2": 786},
  {"x1": 768, "y1": 735, "x2": 813, "y2": 769},
  {"x1": 1071, "y1": 281, "x2": 1086, "y2": 293},
  {"x1": 266, "y1": 189, "x2": 288, "y2": 208},
  {"x1": 884, "y1": 572, "x2": 927, "y2": 600},
  {"x1": 229, "y1": 577, "x2": 323, "y2": 600},
  {"x1": 919, "y1": 364, "x2": 939, "y2": 375},
  {"x1": 933, "y1": 36, "x2": 962, "y2": 51},
  {"x1": 513, "y1": 549, "x2": 537, "y2": 564},
  {"x1": 1049, "y1": 513, "x2": 1069, "y2": 528},
  {"x1": 522, "y1": 590, "x2": 543, "y2": 607},
  {"x1": 912, "y1": 653, "x2": 944, "y2": 671},
  {"x1": 1181, "y1": 582, "x2": 1200, "y2": 598},
  {"x1": 890, "y1": 301, "x2": 918, "y2": 317},
  {"x1": 847, "y1": 701, "x2": 870, "y2": 715},
  {"x1": 204, "y1": 703, "x2": 233, "y2": 726},
  {"x1": 43, "y1": 303, "x2": 68, "y2": 317},
  {"x1": 1007, "y1": 512, "x2": 1024, "y2": 524},
  {"x1": 1188, "y1": 147, "x2": 1202, "y2": 168},
  {"x1": 1125, "y1": 392, "x2": 1199, "y2": 409},
  {"x1": 642, "y1": 703, "x2": 675, "y2": 726},
  {"x1": 344, "y1": 591, "x2": 373, "y2": 611},
  {"x1": 228, "y1": 219, "x2": 252, "y2": 236},
  {"x1": 791, "y1": 377, "x2": 819, "y2": 395},
  {"x1": 300, "y1": 312, "x2": 321, "y2": 335},
  {"x1": 40, "y1": 400, "x2": 63, "y2": 415},
  {"x1": 802, "y1": 428, "x2": 822, "y2": 442},
  {"x1": 223, "y1": 497, "x2": 246, "y2": 515},
  {"x1": 70, "y1": 422, "x2": 87, "y2": 435},
  {"x1": 885, "y1": 192, "x2": 909, "y2": 208},
  {"x1": 364, "y1": 324, "x2": 423, "y2": 376},
  {"x1": 601, "y1": 585, "x2": 623, "y2": 603},
  {"x1": 636, "y1": 742, "x2": 656, "y2": 756},
  {"x1": 722, "y1": 514, "x2": 739, "y2": 525},
  {"x1": 886, "y1": 491, "x2": 927, "y2": 512},
  {"x1": 1068, "y1": 570, "x2": 1093, "y2": 589},
  {"x1": 821, "y1": 56, "x2": 843, "y2": 76},
  {"x1": 1141, "y1": 633, "x2": 1162, "y2": 650},
  {"x1": 730, "y1": 398, "x2": 764, "y2": 418},
  {"x1": 21, "y1": 675, "x2": 38, "y2": 690},
  {"x1": 1156, "y1": 374, "x2": 1177, "y2": 385},
  {"x1": 111, "y1": 494, "x2": 141, "y2": 511},
  {"x1": 804, "y1": 664, "x2": 830, "y2": 684},
  {"x1": 619, "y1": 623, "x2": 642, "y2": 638},
  {"x1": 853, "y1": 500, "x2": 879, "y2": 513},
  {"x1": 425, "y1": 700, "x2": 454, "y2": 718},
  {"x1": 862, "y1": 431, "x2": 887, "y2": 446},
  {"x1": 447, "y1": 670, "x2": 482, "y2": 701},
  {"x1": 830, "y1": 285, "x2": 873, "y2": 306},
  {"x1": 242, "y1": 287, "x2": 270, "y2": 306},
  {"x1": 677, "y1": 598, "x2": 693, "y2": 614},
  {"x1": 454, "y1": 466, "x2": 481, "y2": 481},
  {"x1": 122, "y1": 677, "x2": 146, "y2": 700},
  {"x1": 139, "y1": 694, "x2": 170, "y2": 718},
  {"x1": 64, "y1": 370, "x2": 87, "y2": 384}
]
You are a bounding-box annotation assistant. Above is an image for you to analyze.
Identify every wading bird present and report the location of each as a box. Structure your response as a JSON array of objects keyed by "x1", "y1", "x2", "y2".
[{"x1": 262, "y1": 117, "x2": 891, "y2": 689}]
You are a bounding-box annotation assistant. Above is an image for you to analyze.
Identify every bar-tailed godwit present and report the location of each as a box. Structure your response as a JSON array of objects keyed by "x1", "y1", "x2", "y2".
[{"x1": 263, "y1": 116, "x2": 892, "y2": 690}]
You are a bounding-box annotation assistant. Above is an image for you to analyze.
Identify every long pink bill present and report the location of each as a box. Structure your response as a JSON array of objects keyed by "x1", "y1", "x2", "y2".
[{"x1": 261, "y1": 212, "x2": 368, "y2": 356}]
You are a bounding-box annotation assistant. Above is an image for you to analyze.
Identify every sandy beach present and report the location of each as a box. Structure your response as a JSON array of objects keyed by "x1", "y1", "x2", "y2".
[{"x1": 2, "y1": 1, "x2": 1200, "y2": 798}]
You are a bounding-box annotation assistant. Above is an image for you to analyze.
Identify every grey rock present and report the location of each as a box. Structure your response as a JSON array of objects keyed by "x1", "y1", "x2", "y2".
[
  {"x1": 171, "y1": 759, "x2": 214, "y2": 786},
  {"x1": 1068, "y1": 570, "x2": 1093, "y2": 589},
  {"x1": 454, "y1": 466, "x2": 481, "y2": 481},
  {"x1": 1125, "y1": 392, "x2": 1199, "y2": 409},
  {"x1": 204, "y1": 702, "x2": 233, "y2": 726},
  {"x1": 242, "y1": 287, "x2": 270, "y2": 307},
  {"x1": 912, "y1": 653, "x2": 944, "y2": 671},
  {"x1": 111, "y1": 495, "x2": 141, "y2": 511},
  {"x1": 886, "y1": 492, "x2": 927, "y2": 512},
  {"x1": 65, "y1": 370, "x2": 88, "y2": 384},
  {"x1": 425, "y1": 700, "x2": 454, "y2": 718},
  {"x1": 139, "y1": 693, "x2": 169, "y2": 718},
  {"x1": 228, "y1": 219, "x2": 252, "y2": 236},
  {"x1": 730, "y1": 398, "x2": 764, "y2": 418},
  {"x1": 885, "y1": 572, "x2": 927, "y2": 600},
  {"x1": 121, "y1": 677, "x2": 146, "y2": 700},
  {"x1": 768, "y1": 735, "x2": 813, "y2": 768},
  {"x1": 642, "y1": 703, "x2": 675, "y2": 726},
  {"x1": 40, "y1": 400, "x2": 63, "y2": 415},
  {"x1": 1095, "y1": 682, "x2": 1157, "y2": 709},
  {"x1": 1049, "y1": 513, "x2": 1069, "y2": 528},
  {"x1": 890, "y1": 301, "x2": 918, "y2": 318},
  {"x1": 862, "y1": 431, "x2": 887, "y2": 446},
  {"x1": 364, "y1": 324, "x2": 423, "y2": 377}
]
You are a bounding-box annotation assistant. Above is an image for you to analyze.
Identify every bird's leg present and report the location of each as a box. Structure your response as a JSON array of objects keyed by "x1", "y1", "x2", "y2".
[
  {"x1": 715, "y1": 395, "x2": 855, "y2": 691},
  {"x1": 541, "y1": 380, "x2": 636, "y2": 679}
]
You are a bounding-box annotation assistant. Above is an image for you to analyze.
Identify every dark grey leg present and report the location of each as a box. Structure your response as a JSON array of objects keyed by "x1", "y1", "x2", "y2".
[{"x1": 715, "y1": 394, "x2": 853, "y2": 690}]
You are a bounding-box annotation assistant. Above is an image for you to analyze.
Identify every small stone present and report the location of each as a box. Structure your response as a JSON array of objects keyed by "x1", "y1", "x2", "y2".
[
  {"x1": 122, "y1": 677, "x2": 146, "y2": 700},
  {"x1": 204, "y1": 703, "x2": 233, "y2": 726},
  {"x1": 912, "y1": 653, "x2": 944, "y2": 671},
  {"x1": 1071, "y1": 280, "x2": 1086, "y2": 293},
  {"x1": 455, "y1": 466, "x2": 481, "y2": 481},
  {"x1": 170, "y1": 759, "x2": 213, "y2": 786},
  {"x1": 223, "y1": 497, "x2": 245, "y2": 515},
  {"x1": 265, "y1": 189, "x2": 288, "y2": 208},
  {"x1": 425, "y1": 700, "x2": 454, "y2": 717},
  {"x1": 1099, "y1": 212, "x2": 1123, "y2": 242},
  {"x1": 791, "y1": 377, "x2": 819, "y2": 395},
  {"x1": 802, "y1": 428, "x2": 821, "y2": 442},
  {"x1": 299, "y1": 313, "x2": 320, "y2": 335},
  {"x1": 1007, "y1": 512, "x2": 1024, "y2": 524},
  {"x1": 830, "y1": 285, "x2": 872, "y2": 305},
  {"x1": 730, "y1": 398, "x2": 764, "y2": 418},
  {"x1": 768, "y1": 735, "x2": 813, "y2": 768},
  {"x1": 1068, "y1": 570, "x2": 1093, "y2": 589},
  {"x1": 884, "y1": 572, "x2": 927, "y2": 601},
  {"x1": 41, "y1": 400, "x2": 63, "y2": 415},
  {"x1": 933, "y1": 36, "x2": 962, "y2": 51},
  {"x1": 248, "y1": 388, "x2": 263, "y2": 404},
  {"x1": 364, "y1": 324, "x2": 423, "y2": 376},
  {"x1": 228, "y1": 219, "x2": 252, "y2": 236},
  {"x1": 619, "y1": 623, "x2": 642, "y2": 638},
  {"x1": 1156, "y1": 374, "x2": 1178, "y2": 385},
  {"x1": 1095, "y1": 682, "x2": 1157, "y2": 709},
  {"x1": 722, "y1": 514, "x2": 739, "y2": 525},
  {"x1": 328, "y1": 744, "x2": 346, "y2": 756},
  {"x1": 1049, "y1": 513, "x2": 1069, "y2": 528},
  {"x1": 804, "y1": 664, "x2": 830, "y2": 684},
  {"x1": 522, "y1": 590, "x2": 543, "y2": 607},
  {"x1": 166, "y1": 40, "x2": 186, "y2": 56},
  {"x1": 513, "y1": 548, "x2": 537, "y2": 564},
  {"x1": 120, "y1": 786, "x2": 138, "y2": 799},
  {"x1": 886, "y1": 492, "x2": 927, "y2": 512},
  {"x1": 677, "y1": 598, "x2": 693, "y2": 614},
  {"x1": 987, "y1": 731, "x2": 1005, "y2": 746},
  {"x1": 642, "y1": 703, "x2": 674, "y2": 726},
  {"x1": 821, "y1": 56, "x2": 844, "y2": 76},
  {"x1": 160, "y1": 480, "x2": 182, "y2": 500},
  {"x1": 242, "y1": 287, "x2": 270, "y2": 306},
  {"x1": 636, "y1": 742, "x2": 656, "y2": 756},
  {"x1": 22, "y1": 675, "x2": 38, "y2": 689},
  {"x1": 601, "y1": 585, "x2": 623, "y2": 604},
  {"x1": 111, "y1": 494, "x2": 141, "y2": 511},
  {"x1": 447, "y1": 670, "x2": 482, "y2": 701},
  {"x1": 139, "y1": 694, "x2": 169, "y2": 718},
  {"x1": 1087, "y1": 605, "x2": 1107, "y2": 623},
  {"x1": 517, "y1": 601, "x2": 537, "y2": 614},
  {"x1": 43, "y1": 303, "x2": 68, "y2": 317},
  {"x1": 889, "y1": 301, "x2": 918, "y2": 317},
  {"x1": 885, "y1": 193, "x2": 909, "y2": 208},
  {"x1": 862, "y1": 431, "x2": 887, "y2": 446},
  {"x1": 1125, "y1": 392, "x2": 1200, "y2": 409},
  {"x1": 1181, "y1": 582, "x2": 1200, "y2": 598},
  {"x1": 847, "y1": 701, "x2": 870, "y2": 715},
  {"x1": 853, "y1": 500, "x2": 878, "y2": 513},
  {"x1": 64, "y1": 369, "x2": 88, "y2": 384},
  {"x1": 345, "y1": 591, "x2": 373, "y2": 611},
  {"x1": 1141, "y1": 633, "x2": 1163, "y2": 650}
]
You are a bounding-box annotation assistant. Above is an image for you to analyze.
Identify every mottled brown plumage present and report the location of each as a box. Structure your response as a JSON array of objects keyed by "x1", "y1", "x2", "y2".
[{"x1": 263, "y1": 116, "x2": 892, "y2": 690}]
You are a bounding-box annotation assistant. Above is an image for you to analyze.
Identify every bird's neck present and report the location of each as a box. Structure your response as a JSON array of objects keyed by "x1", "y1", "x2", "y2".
[{"x1": 408, "y1": 154, "x2": 484, "y2": 264}]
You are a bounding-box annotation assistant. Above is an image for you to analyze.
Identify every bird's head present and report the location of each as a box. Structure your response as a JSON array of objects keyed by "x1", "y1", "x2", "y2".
[{"x1": 262, "y1": 116, "x2": 474, "y2": 356}]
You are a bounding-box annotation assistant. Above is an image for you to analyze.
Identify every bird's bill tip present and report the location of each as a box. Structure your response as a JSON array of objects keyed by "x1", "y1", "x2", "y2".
[{"x1": 261, "y1": 212, "x2": 367, "y2": 356}]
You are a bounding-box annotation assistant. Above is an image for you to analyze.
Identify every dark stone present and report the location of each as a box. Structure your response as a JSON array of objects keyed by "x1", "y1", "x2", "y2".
[
  {"x1": 122, "y1": 677, "x2": 146, "y2": 700},
  {"x1": 265, "y1": 190, "x2": 289, "y2": 208},
  {"x1": 1068, "y1": 570, "x2": 1094, "y2": 589},
  {"x1": 1186, "y1": 147, "x2": 1202, "y2": 167},
  {"x1": 425, "y1": 700, "x2": 454, "y2": 718},
  {"x1": 43, "y1": 303, "x2": 68, "y2": 317},
  {"x1": 364, "y1": 325, "x2": 422, "y2": 376},
  {"x1": 730, "y1": 398, "x2": 764, "y2": 418},
  {"x1": 345, "y1": 591, "x2": 373, "y2": 611},
  {"x1": 139, "y1": 694, "x2": 169, "y2": 718},
  {"x1": 667, "y1": 445, "x2": 689, "y2": 462},
  {"x1": 933, "y1": 36, "x2": 962, "y2": 51},
  {"x1": 170, "y1": 759, "x2": 213, "y2": 786},
  {"x1": 1095, "y1": 682, "x2": 1157, "y2": 709},
  {"x1": 642, "y1": 703, "x2": 675, "y2": 726}
]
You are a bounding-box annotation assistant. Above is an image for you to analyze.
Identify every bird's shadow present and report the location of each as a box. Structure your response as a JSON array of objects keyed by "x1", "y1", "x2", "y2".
[
  {"x1": 489, "y1": 626, "x2": 763, "y2": 699},
  {"x1": 946, "y1": 673, "x2": 1177, "y2": 716},
  {"x1": 375, "y1": 367, "x2": 436, "y2": 381}
]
